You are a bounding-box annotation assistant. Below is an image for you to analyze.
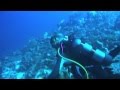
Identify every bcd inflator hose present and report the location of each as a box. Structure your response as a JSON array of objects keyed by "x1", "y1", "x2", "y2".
[{"x1": 58, "y1": 48, "x2": 89, "y2": 79}]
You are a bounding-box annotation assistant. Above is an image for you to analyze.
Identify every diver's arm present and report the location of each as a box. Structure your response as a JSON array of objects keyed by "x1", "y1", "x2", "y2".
[
  {"x1": 109, "y1": 45, "x2": 120, "y2": 58},
  {"x1": 47, "y1": 54, "x2": 61, "y2": 79}
]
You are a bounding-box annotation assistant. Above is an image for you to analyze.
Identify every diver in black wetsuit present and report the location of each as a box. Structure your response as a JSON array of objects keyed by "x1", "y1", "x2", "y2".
[{"x1": 47, "y1": 33, "x2": 120, "y2": 79}]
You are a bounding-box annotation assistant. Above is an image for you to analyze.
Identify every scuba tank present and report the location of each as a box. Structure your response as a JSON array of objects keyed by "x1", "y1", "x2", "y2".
[{"x1": 72, "y1": 38, "x2": 113, "y2": 66}]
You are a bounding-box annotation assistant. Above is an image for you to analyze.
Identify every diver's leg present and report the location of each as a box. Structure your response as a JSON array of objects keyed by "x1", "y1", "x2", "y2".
[
  {"x1": 87, "y1": 66, "x2": 108, "y2": 79},
  {"x1": 71, "y1": 64, "x2": 83, "y2": 79},
  {"x1": 103, "y1": 68, "x2": 120, "y2": 79},
  {"x1": 109, "y1": 45, "x2": 120, "y2": 58}
]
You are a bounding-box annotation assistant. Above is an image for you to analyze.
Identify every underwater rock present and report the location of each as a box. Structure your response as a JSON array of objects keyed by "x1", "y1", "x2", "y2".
[
  {"x1": 35, "y1": 70, "x2": 42, "y2": 79},
  {"x1": 58, "y1": 19, "x2": 65, "y2": 27},
  {"x1": 13, "y1": 50, "x2": 22, "y2": 56},
  {"x1": 16, "y1": 72, "x2": 25, "y2": 79},
  {"x1": 110, "y1": 62, "x2": 120, "y2": 75},
  {"x1": 114, "y1": 15, "x2": 120, "y2": 30},
  {"x1": 46, "y1": 53, "x2": 51, "y2": 57},
  {"x1": 43, "y1": 32, "x2": 51, "y2": 39},
  {"x1": 2, "y1": 67, "x2": 15, "y2": 79},
  {"x1": 43, "y1": 32, "x2": 48, "y2": 39},
  {"x1": 34, "y1": 68, "x2": 52, "y2": 79},
  {"x1": 15, "y1": 61, "x2": 21, "y2": 70}
]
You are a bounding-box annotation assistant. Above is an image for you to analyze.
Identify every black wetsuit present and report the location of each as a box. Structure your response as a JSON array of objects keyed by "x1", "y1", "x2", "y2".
[{"x1": 48, "y1": 34, "x2": 120, "y2": 79}]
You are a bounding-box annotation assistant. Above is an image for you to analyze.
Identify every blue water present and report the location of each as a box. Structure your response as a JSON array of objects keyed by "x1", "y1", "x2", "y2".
[{"x1": 0, "y1": 11, "x2": 73, "y2": 57}]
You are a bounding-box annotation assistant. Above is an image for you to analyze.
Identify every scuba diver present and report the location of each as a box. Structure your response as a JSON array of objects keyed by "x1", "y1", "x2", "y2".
[{"x1": 47, "y1": 32, "x2": 120, "y2": 79}]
